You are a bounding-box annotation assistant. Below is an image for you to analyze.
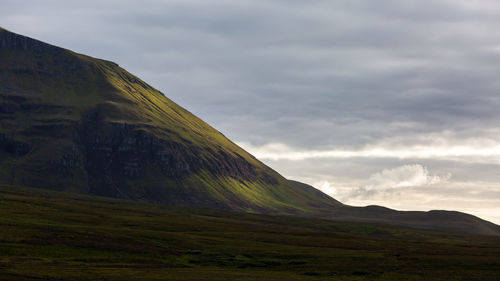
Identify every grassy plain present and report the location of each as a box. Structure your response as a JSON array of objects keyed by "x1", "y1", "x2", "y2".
[{"x1": 0, "y1": 185, "x2": 499, "y2": 281}]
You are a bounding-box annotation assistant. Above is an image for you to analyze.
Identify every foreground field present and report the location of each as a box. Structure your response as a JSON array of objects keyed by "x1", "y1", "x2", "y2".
[{"x1": 0, "y1": 185, "x2": 499, "y2": 281}]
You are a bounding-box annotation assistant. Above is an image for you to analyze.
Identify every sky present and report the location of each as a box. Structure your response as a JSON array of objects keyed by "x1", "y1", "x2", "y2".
[{"x1": 2, "y1": 0, "x2": 500, "y2": 224}]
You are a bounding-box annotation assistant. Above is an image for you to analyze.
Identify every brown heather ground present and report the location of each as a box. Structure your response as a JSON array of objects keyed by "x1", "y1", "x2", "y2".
[{"x1": 0, "y1": 185, "x2": 499, "y2": 281}]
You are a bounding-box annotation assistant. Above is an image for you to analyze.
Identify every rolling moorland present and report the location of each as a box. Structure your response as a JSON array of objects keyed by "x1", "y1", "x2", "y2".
[
  {"x1": 0, "y1": 185, "x2": 499, "y2": 281},
  {"x1": 0, "y1": 27, "x2": 500, "y2": 280}
]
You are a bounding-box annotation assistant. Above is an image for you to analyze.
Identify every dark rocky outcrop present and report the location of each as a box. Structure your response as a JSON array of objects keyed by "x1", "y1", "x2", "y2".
[{"x1": 0, "y1": 28, "x2": 61, "y2": 53}]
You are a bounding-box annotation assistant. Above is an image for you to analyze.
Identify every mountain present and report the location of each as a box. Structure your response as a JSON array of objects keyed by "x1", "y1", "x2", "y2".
[
  {"x1": 1, "y1": 27, "x2": 498, "y2": 236},
  {"x1": 0, "y1": 26, "x2": 340, "y2": 215}
]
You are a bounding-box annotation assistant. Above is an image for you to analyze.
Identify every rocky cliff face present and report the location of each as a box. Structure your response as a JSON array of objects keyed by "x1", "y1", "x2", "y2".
[
  {"x1": 76, "y1": 110, "x2": 264, "y2": 200},
  {"x1": 1, "y1": 27, "x2": 56, "y2": 53},
  {"x1": 0, "y1": 91, "x2": 271, "y2": 206}
]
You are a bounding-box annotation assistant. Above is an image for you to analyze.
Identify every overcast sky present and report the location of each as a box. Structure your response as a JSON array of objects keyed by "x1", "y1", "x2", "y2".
[{"x1": 2, "y1": 0, "x2": 500, "y2": 224}]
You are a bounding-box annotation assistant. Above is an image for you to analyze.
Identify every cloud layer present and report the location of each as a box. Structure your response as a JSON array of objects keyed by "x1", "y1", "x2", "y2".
[
  {"x1": 366, "y1": 164, "x2": 450, "y2": 190},
  {"x1": 238, "y1": 139, "x2": 500, "y2": 162},
  {"x1": 2, "y1": 0, "x2": 500, "y2": 223}
]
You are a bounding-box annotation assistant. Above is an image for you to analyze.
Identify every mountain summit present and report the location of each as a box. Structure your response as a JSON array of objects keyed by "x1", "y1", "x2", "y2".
[{"x1": 1, "y1": 28, "x2": 498, "y2": 235}]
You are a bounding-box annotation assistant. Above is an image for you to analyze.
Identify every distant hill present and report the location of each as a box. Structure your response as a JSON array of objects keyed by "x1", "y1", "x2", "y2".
[
  {"x1": 292, "y1": 181, "x2": 500, "y2": 236},
  {"x1": 0, "y1": 27, "x2": 498, "y2": 236}
]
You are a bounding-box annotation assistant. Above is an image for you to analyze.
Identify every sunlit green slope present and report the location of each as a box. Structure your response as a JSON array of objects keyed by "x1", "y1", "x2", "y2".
[{"x1": 0, "y1": 27, "x2": 341, "y2": 214}]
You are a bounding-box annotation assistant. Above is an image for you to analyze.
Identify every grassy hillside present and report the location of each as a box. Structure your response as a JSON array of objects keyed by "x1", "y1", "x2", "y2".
[
  {"x1": 0, "y1": 185, "x2": 499, "y2": 281},
  {"x1": 0, "y1": 27, "x2": 341, "y2": 213}
]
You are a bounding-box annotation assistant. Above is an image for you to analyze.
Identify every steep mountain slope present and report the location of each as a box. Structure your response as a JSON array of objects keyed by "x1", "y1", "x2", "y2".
[
  {"x1": 1, "y1": 27, "x2": 499, "y2": 236},
  {"x1": 0, "y1": 27, "x2": 340, "y2": 215}
]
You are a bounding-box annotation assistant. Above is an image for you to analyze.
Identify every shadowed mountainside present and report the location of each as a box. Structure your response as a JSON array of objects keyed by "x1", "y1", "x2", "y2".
[{"x1": 0, "y1": 27, "x2": 499, "y2": 236}]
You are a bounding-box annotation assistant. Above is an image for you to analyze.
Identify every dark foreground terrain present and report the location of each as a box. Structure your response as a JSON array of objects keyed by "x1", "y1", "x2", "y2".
[{"x1": 0, "y1": 185, "x2": 499, "y2": 281}]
